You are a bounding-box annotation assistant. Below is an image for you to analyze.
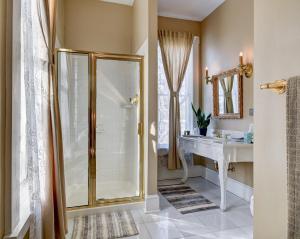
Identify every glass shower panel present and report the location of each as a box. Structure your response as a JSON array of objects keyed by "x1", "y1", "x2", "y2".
[
  {"x1": 57, "y1": 52, "x2": 89, "y2": 207},
  {"x1": 96, "y1": 59, "x2": 140, "y2": 200}
]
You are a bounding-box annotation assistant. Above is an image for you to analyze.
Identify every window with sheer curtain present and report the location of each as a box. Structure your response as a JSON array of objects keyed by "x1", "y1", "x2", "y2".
[
  {"x1": 11, "y1": 0, "x2": 49, "y2": 236},
  {"x1": 158, "y1": 39, "x2": 196, "y2": 147}
]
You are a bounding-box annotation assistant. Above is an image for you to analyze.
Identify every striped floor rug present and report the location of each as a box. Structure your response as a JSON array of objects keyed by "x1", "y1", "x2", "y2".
[
  {"x1": 71, "y1": 211, "x2": 139, "y2": 239},
  {"x1": 158, "y1": 183, "x2": 218, "y2": 214}
]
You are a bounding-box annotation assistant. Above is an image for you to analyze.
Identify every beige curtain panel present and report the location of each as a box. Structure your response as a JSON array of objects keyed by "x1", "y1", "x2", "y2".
[
  {"x1": 41, "y1": 0, "x2": 67, "y2": 237},
  {"x1": 158, "y1": 30, "x2": 194, "y2": 170},
  {"x1": 220, "y1": 76, "x2": 234, "y2": 113}
]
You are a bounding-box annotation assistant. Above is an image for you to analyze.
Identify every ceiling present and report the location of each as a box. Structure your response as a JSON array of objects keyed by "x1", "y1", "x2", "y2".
[
  {"x1": 101, "y1": 0, "x2": 225, "y2": 21},
  {"x1": 158, "y1": 0, "x2": 225, "y2": 21},
  {"x1": 101, "y1": 0, "x2": 135, "y2": 6}
]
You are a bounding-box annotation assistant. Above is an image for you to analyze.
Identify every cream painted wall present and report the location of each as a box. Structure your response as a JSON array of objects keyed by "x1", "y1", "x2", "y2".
[
  {"x1": 132, "y1": 0, "x2": 147, "y2": 53},
  {"x1": 0, "y1": 0, "x2": 6, "y2": 236},
  {"x1": 64, "y1": 0, "x2": 133, "y2": 54},
  {"x1": 201, "y1": 0, "x2": 254, "y2": 131},
  {"x1": 56, "y1": 0, "x2": 64, "y2": 46},
  {"x1": 132, "y1": 0, "x2": 158, "y2": 198},
  {"x1": 199, "y1": 0, "x2": 254, "y2": 187},
  {"x1": 147, "y1": 0, "x2": 158, "y2": 197},
  {"x1": 254, "y1": 0, "x2": 300, "y2": 238}
]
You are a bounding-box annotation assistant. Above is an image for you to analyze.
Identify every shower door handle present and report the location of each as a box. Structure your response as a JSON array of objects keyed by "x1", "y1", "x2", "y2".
[{"x1": 138, "y1": 122, "x2": 143, "y2": 136}]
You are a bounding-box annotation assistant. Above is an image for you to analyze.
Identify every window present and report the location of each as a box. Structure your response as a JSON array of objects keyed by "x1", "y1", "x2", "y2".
[
  {"x1": 158, "y1": 38, "x2": 197, "y2": 147},
  {"x1": 10, "y1": 0, "x2": 49, "y2": 235}
]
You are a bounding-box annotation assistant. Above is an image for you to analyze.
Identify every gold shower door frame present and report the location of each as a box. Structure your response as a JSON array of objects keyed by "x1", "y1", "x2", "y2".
[{"x1": 55, "y1": 48, "x2": 144, "y2": 210}]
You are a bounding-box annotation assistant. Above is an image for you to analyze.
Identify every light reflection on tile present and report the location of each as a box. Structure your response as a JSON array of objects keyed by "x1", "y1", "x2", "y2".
[{"x1": 145, "y1": 220, "x2": 184, "y2": 239}]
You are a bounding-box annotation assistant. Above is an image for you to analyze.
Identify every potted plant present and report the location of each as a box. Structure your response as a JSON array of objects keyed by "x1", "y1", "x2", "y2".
[{"x1": 191, "y1": 103, "x2": 212, "y2": 136}]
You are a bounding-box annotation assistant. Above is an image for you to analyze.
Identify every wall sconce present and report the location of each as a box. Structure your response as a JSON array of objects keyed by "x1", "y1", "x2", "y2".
[
  {"x1": 238, "y1": 52, "x2": 253, "y2": 78},
  {"x1": 204, "y1": 67, "x2": 213, "y2": 84}
]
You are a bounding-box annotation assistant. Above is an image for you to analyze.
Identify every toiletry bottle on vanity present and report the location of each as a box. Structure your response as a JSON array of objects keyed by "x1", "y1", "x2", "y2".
[{"x1": 244, "y1": 124, "x2": 254, "y2": 144}]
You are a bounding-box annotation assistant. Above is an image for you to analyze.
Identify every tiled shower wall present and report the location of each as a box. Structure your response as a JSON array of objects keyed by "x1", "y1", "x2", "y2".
[{"x1": 96, "y1": 60, "x2": 140, "y2": 199}]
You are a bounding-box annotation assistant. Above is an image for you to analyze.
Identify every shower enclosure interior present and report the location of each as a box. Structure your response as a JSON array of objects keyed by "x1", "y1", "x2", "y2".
[{"x1": 56, "y1": 49, "x2": 144, "y2": 208}]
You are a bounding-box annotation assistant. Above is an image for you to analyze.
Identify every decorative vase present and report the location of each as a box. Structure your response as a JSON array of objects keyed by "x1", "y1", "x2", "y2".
[{"x1": 199, "y1": 128, "x2": 207, "y2": 136}]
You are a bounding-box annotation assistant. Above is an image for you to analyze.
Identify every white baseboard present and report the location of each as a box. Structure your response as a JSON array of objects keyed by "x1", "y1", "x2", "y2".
[
  {"x1": 144, "y1": 194, "x2": 160, "y2": 213},
  {"x1": 200, "y1": 166, "x2": 253, "y2": 202}
]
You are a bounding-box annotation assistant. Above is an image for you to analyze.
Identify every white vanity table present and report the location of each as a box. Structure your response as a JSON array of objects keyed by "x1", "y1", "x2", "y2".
[{"x1": 178, "y1": 135, "x2": 253, "y2": 211}]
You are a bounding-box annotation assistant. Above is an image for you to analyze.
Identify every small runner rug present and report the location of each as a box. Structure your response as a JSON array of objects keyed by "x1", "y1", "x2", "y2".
[
  {"x1": 71, "y1": 211, "x2": 139, "y2": 239},
  {"x1": 158, "y1": 183, "x2": 218, "y2": 214}
]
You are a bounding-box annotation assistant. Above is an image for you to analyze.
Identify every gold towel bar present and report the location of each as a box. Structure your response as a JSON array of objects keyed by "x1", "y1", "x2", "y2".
[{"x1": 260, "y1": 79, "x2": 287, "y2": 94}]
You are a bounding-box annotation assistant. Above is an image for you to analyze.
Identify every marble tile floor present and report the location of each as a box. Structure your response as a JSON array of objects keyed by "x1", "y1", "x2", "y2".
[{"x1": 66, "y1": 177, "x2": 253, "y2": 239}]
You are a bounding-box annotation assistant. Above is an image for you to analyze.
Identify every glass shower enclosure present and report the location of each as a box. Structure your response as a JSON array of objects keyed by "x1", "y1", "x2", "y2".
[{"x1": 56, "y1": 49, "x2": 144, "y2": 208}]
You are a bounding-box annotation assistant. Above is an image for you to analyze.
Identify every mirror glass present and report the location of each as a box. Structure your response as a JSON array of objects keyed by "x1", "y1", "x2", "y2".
[
  {"x1": 218, "y1": 74, "x2": 239, "y2": 114},
  {"x1": 213, "y1": 70, "x2": 243, "y2": 119}
]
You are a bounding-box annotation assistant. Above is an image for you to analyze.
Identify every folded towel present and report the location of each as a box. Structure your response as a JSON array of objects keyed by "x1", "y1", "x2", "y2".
[{"x1": 286, "y1": 76, "x2": 300, "y2": 239}]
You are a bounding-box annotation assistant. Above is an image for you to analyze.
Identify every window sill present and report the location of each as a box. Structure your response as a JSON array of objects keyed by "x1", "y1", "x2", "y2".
[{"x1": 4, "y1": 214, "x2": 33, "y2": 239}]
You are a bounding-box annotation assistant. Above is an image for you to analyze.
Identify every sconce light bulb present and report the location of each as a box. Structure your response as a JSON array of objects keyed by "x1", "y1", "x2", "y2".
[{"x1": 239, "y1": 52, "x2": 244, "y2": 65}]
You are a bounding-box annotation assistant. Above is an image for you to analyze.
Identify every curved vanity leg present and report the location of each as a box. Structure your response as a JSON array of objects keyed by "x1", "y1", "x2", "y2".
[
  {"x1": 218, "y1": 156, "x2": 230, "y2": 211},
  {"x1": 178, "y1": 139, "x2": 188, "y2": 183},
  {"x1": 180, "y1": 154, "x2": 188, "y2": 183}
]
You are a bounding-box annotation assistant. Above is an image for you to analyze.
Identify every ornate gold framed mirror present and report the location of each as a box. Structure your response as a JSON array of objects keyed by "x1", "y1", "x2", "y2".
[{"x1": 213, "y1": 68, "x2": 243, "y2": 119}]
